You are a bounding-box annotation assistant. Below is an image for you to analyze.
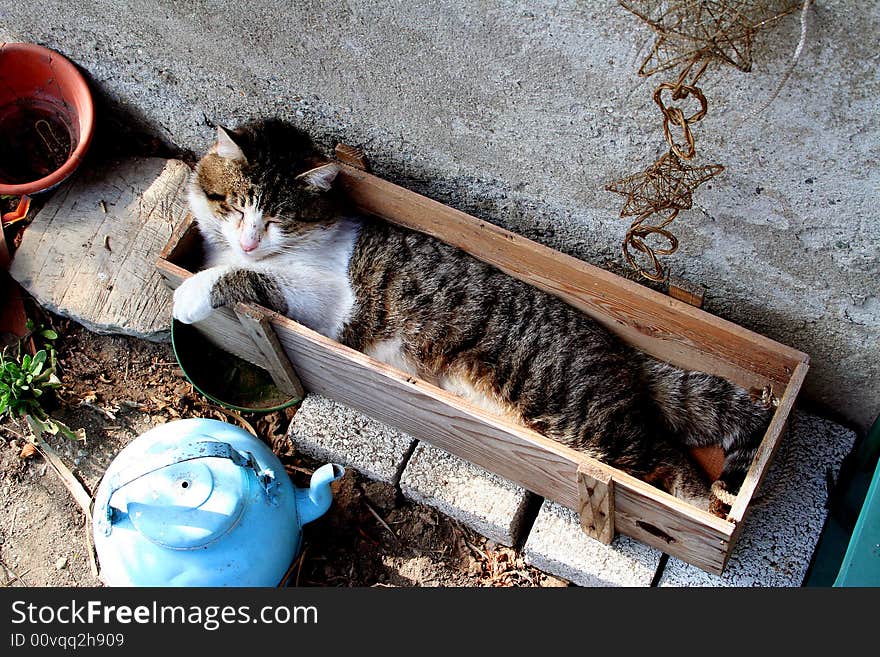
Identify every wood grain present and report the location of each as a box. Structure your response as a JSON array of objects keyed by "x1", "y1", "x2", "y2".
[
  {"x1": 611, "y1": 467, "x2": 733, "y2": 573},
  {"x1": 728, "y1": 361, "x2": 810, "y2": 524},
  {"x1": 577, "y1": 462, "x2": 615, "y2": 544},
  {"x1": 334, "y1": 143, "x2": 369, "y2": 171},
  {"x1": 234, "y1": 304, "x2": 305, "y2": 400},
  {"x1": 668, "y1": 276, "x2": 706, "y2": 309},
  {"x1": 11, "y1": 158, "x2": 190, "y2": 340},
  {"x1": 154, "y1": 259, "x2": 272, "y2": 372},
  {"x1": 336, "y1": 164, "x2": 807, "y2": 390},
  {"x1": 159, "y1": 211, "x2": 195, "y2": 261},
  {"x1": 264, "y1": 306, "x2": 735, "y2": 574}
]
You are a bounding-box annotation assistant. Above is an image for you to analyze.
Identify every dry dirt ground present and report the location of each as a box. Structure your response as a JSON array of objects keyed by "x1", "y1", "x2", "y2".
[{"x1": 0, "y1": 309, "x2": 568, "y2": 588}]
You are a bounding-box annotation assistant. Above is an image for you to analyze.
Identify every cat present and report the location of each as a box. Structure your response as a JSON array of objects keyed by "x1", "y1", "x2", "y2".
[{"x1": 172, "y1": 118, "x2": 773, "y2": 510}]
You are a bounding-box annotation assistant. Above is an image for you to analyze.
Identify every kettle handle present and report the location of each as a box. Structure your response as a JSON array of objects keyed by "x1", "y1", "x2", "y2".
[{"x1": 94, "y1": 439, "x2": 277, "y2": 536}]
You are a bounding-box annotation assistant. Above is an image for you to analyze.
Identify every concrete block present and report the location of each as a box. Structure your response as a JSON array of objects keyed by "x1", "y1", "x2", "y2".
[
  {"x1": 287, "y1": 394, "x2": 416, "y2": 484},
  {"x1": 523, "y1": 500, "x2": 663, "y2": 587},
  {"x1": 399, "y1": 442, "x2": 535, "y2": 546},
  {"x1": 658, "y1": 410, "x2": 857, "y2": 587}
]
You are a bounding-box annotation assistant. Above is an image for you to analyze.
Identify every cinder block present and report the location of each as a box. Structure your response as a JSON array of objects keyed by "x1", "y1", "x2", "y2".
[
  {"x1": 522, "y1": 500, "x2": 663, "y2": 587},
  {"x1": 399, "y1": 442, "x2": 536, "y2": 546},
  {"x1": 658, "y1": 410, "x2": 857, "y2": 586},
  {"x1": 287, "y1": 394, "x2": 416, "y2": 484}
]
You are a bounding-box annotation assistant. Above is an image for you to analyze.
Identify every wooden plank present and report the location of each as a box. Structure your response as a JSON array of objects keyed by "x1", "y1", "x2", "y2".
[
  {"x1": 155, "y1": 258, "x2": 190, "y2": 288},
  {"x1": 160, "y1": 211, "x2": 195, "y2": 261},
  {"x1": 334, "y1": 143, "x2": 369, "y2": 171},
  {"x1": 611, "y1": 466, "x2": 733, "y2": 574},
  {"x1": 157, "y1": 263, "x2": 271, "y2": 370},
  {"x1": 157, "y1": 254, "x2": 735, "y2": 573},
  {"x1": 258, "y1": 305, "x2": 586, "y2": 508},
  {"x1": 335, "y1": 164, "x2": 806, "y2": 389},
  {"x1": 728, "y1": 360, "x2": 810, "y2": 525},
  {"x1": 577, "y1": 462, "x2": 615, "y2": 544},
  {"x1": 262, "y1": 306, "x2": 734, "y2": 572},
  {"x1": 234, "y1": 304, "x2": 305, "y2": 400},
  {"x1": 10, "y1": 158, "x2": 190, "y2": 340},
  {"x1": 157, "y1": 225, "x2": 735, "y2": 572},
  {"x1": 668, "y1": 276, "x2": 705, "y2": 308}
]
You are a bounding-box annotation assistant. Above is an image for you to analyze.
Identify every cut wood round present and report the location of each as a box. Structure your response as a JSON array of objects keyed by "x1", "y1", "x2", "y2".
[{"x1": 10, "y1": 158, "x2": 190, "y2": 341}]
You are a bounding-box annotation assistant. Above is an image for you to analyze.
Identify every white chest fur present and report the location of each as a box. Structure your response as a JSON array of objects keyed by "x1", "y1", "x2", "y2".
[
  {"x1": 249, "y1": 219, "x2": 360, "y2": 340},
  {"x1": 178, "y1": 218, "x2": 361, "y2": 341}
]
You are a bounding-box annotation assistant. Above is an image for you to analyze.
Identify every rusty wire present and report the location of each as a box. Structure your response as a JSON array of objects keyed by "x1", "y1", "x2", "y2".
[
  {"x1": 620, "y1": 0, "x2": 801, "y2": 76},
  {"x1": 606, "y1": 152, "x2": 723, "y2": 281},
  {"x1": 607, "y1": 0, "x2": 800, "y2": 281}
]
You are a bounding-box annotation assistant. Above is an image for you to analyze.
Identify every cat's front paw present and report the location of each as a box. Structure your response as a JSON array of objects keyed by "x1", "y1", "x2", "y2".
[{"x1": 172, "y1": 270, "x2": 222, "y2": 324}]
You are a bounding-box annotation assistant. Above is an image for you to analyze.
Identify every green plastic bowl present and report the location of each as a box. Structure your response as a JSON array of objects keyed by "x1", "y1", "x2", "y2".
[{"x1": 171, "y1": 319, "x2": 301, "y2": 413}]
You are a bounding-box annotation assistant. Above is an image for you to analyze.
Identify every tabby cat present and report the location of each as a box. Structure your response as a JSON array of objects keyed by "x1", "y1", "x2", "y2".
[{"x1": 172, "y1": 119, "x2": 772, "y2": 510}]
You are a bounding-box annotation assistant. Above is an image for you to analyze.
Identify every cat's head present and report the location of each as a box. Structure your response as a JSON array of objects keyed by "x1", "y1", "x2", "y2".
[{"x1": 188, "y1": 119, "x2": 344, "y2": 260}]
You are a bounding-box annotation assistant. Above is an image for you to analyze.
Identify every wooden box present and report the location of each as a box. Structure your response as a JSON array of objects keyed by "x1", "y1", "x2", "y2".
[{"x1": 156, "y1": 147, "x2": 809, "y2": 575}]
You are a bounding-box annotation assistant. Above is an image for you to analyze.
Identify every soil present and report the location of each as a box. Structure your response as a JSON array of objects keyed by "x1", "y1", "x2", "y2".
[
  {"x1": 0, "y1": 311, "x2": 569, "y2": 588},
  {"x1": 0, "y1": 100, "x2": 73, "y2": 185}
]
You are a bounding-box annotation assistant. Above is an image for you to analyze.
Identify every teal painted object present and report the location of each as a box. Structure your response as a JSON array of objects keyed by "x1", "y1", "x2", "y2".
[
  {"x1": 92, "y1": 418, "x2": 343, "y2": 586},
  {"x1": 835, "y1": 453, "x2": 880, "y2": 586}
]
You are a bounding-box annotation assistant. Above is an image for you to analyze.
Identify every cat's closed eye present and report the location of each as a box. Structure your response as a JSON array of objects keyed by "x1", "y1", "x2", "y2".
[{"x1": 205, "y1": 191, "x2": 225, "y2": 202}]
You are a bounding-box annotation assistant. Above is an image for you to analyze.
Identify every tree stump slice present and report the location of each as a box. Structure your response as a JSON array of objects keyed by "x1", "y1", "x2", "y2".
[{"x1": 10, "y1": 158, "x2": 190, "y2": 341}]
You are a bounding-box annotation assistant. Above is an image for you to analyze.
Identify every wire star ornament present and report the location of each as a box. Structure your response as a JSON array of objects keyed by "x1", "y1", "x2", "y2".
[
  {"x1": 619, "y1": 0, "x2": 800, "y2": 76},
  {"x1": 606, "y1": 151, "x2": 724, "y2": 218},
  {"x1": 605, "y1": 0, "x2": 801, "y2": 281},
  {"x1": 606, "y1": 151, "x2": 724, "y2": 281}
]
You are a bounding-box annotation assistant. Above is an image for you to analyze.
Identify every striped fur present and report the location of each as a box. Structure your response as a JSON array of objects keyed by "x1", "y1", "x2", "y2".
[{"x1": 174, "y1": 119, "x2": 773, "y2": 510}]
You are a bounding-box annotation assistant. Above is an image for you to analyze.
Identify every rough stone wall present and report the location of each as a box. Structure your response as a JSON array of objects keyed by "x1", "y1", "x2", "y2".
[{"x1": 2, "y1": 1, "x2": 877, "y2": 431}]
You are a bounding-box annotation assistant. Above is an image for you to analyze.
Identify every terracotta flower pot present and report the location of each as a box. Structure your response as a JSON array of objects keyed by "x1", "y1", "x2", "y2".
[{"x1": 0, "y1": 42, "x2": 94, "y2": 196}]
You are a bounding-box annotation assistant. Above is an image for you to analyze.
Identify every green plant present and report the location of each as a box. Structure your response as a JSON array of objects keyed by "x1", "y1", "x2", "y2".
[{"x1": 0, "y1": 323, "x2": 83, "y2": 442}]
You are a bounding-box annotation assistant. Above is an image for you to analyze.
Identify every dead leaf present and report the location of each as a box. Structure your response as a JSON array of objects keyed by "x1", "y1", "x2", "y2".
[{"x1": 19, "y1": 443, "x2": 37, "y2": 460}]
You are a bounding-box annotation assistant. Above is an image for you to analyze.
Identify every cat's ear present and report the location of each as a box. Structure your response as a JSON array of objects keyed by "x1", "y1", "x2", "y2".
[
  {"x1": 295, "y1": 163, "x2": 340, "y2": 191},
  {"x1": 211, "y1": 126, "x2": 247, "y2": 162}
]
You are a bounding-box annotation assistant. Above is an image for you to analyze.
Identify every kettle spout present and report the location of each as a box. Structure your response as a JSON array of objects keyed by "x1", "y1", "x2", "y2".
[{"x1": 295, "y1": 463, "x2": 345, "y2": 526}]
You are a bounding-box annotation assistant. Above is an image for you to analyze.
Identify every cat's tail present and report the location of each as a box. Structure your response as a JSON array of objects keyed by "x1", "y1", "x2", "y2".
[{"x1": 640, "y1": 356, "x2": 774, "y2": 498}]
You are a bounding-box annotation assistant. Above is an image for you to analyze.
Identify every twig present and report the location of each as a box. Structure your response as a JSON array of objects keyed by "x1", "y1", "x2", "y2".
[
  {"x1": 284, "y1": 464, "x2": 315, "y2": 476},
  {"x1": 32, "y1": 439, "x2": 93, "y2": 515},
  {"x1": 85, "y1": 519, "x2": 100, "y2": 580},
  {"x1": 281, "y1": 546, "x2": 309, "y2": 587},
  {"x1": 465, "y1": 541, "x2": 489, "y2": 561},
  {"x1": 1, "y1": 564, "x2": 32, "y2": 587},
  {"x1": 79, "y1": 399, "x2": 116, "y2": 421},
  {"x1": 1, "y1": 424, "x2": 27, "y2": 441},
  {"x1": 279, "y1": 549, "x2": 303, "y2": 587},
  {"x1": 9, "y1": 507, "x2": 17, "y2": 536},
  {"x1": 212, "y1": 406, "x2": 257, "y2": 437},
  {"x1": 363, "y1": 500, "x2": 397, "y2": 540},
  {"x1": 357, "y1": 527, "x2": 379, "y2": 545}
]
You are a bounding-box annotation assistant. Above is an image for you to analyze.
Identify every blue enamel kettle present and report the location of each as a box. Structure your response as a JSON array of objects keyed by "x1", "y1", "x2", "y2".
[{"x1": 92, "y1": 418, "x2": 343, "y2": 586}]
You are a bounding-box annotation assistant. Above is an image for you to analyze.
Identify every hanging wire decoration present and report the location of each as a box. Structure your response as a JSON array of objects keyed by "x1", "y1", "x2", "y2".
[{"x1": 606, "y1": 0, "x2": 802, "y2": 282}]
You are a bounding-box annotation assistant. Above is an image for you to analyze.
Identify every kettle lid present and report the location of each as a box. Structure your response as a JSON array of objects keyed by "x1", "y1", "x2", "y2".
[
  {"x1": 122, "y1": 455, "x2": 248, "y2": 549},
  {"x1": 95, "y1": 439, "x2": 268, "y2": 550}
]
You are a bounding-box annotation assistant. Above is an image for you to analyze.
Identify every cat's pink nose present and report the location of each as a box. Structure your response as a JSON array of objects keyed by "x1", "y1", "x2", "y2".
[{"x1": 240, "y1": 236, "x2": 259, "y2": 252}]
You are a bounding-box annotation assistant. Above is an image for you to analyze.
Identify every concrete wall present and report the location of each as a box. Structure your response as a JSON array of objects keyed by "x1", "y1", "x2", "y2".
[{"x1": 2, "y1": 1, "x2": 877, "y2": 432}]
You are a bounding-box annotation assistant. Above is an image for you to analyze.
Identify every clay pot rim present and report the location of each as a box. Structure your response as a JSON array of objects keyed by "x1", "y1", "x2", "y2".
[{"x1": 0, "y1": 42, "x2": 95, "y2": 196}]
